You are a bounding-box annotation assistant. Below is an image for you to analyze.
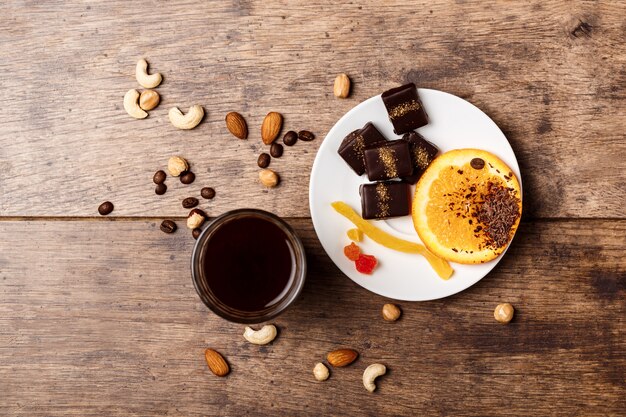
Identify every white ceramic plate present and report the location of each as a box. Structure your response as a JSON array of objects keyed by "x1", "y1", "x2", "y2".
[{"x1": 309, "y1": 89, "x2": 522, "y2": 301}]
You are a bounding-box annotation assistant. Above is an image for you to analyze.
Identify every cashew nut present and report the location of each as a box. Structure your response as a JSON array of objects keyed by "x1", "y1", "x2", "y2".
[
  {"x1": 168, "y1": 105, "x2": 204, "y2": 130},
  {"x1": 135, "y1": 58, "x2": 162, "y2": 89},
  {"x1": 363, "y1": 363, "x2": 386, "y2": 393},
  {"x1": 123, "y1": 89, "x2": 148, "y2": 119},
  {"x1": 243, "y1": 324, "x2": 277, "y2": 345}
]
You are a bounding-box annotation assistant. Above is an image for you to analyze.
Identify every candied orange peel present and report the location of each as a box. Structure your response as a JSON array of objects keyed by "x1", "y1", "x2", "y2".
[{"x1": 331, "y1": 201, "x2": 453, "y2": 280}]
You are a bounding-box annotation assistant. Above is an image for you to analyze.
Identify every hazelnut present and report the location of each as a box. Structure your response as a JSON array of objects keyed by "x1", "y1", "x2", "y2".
[
  {"x1": 168, "y1": 156, "x2": 189, "y2": 177},
  {"x1": 494, "y1": 303, "x2": 514, "y2": 324},
  {"x1": 382, "y1": 303, "x2": 401, "y2": 321},
  {"x1": 313, "y1": 362, "x2": 330, "y2": 381},
  {"x1": 187, "y1": 208, "x2": 206, "y2": 229},
  {"x1": 259, "y1": 169, "x2": 279, "y2": 188},
  {"x1": 139, "y1": 90, "x2": 160, "y2": 111}
]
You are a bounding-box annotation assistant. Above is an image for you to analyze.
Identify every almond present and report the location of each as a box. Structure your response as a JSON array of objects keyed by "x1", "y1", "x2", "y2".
[
  {"x1": 204, "y1": 348, "x2": 229, "y2": 377},
  {"x1": 261, "y1": 112, "x2": 283, "y2": 145},
  {"x1": 225, "y1": 112, "x2": 248, "y2": 139},
  {"x1": 327, "y1": 348, "x2": 358, "y2": 367}
]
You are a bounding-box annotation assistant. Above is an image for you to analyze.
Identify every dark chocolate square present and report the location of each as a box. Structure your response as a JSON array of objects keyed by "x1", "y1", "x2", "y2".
[
  {"x1": 381, "y1": 83, "x2": 428, "y2": 134},
  {"x1": 363, "y1": 139, "x2": 413, "y2": 181},
  {"x1": 337, "y1": 122, "x2": 387, "y2": 175},
  {"x1": 401, "y1": 132, "x2": 439, "y2": 184},
  {"x1": 360, "y1": 181, "x2": 411, "y2": 220}
]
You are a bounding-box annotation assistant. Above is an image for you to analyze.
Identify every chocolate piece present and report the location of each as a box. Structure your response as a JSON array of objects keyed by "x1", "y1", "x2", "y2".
[
  {"x1": 401, "y1": 132, "x2": 439, "y2": 184},
  {"x1": 381, "y1": 83, "x2": 428, "y2": 134},
  {"x1": 363, "y1": 139, "x2": 413, "y2": 181},
  {"x1": 360, "y1": 181, "x2": 411, "y2": 220},
  {"x1": 338, "y1": 122, "x2": 387, "y2": 175}
]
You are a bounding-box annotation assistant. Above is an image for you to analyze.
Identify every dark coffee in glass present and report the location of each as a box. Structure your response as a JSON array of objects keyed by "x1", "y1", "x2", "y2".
[{"x1": 191, "y1": 209, "x2": 306, "y2": 323}]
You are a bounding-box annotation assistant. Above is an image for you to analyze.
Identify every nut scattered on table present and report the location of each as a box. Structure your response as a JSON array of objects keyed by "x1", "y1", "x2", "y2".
[
  {"x1": 382, "y1": 303, "x2": 401, "y2": 321},
  {"x1": 167, "y1": 156, "x2": 189, "y2": 177},
  {"x1": 225, "y1": 112, "x2": 248, "y2": 139},
  {"x1": 135, "y1": 58, "x2": 162, "y2": 89},
  {"x1": 494, "y1": 303, "x2": 514, "y2": 323},
  {"x1": 187, "y1": 208, "x2": 206, "y2": 229},
  {"x1": 327, "y1": 348, "x2": 358, "y2": 367},
  {"x1": 204, "y1": 348, "x2": 229, "y2": 377},
  {"x1": 139, "y1": 90, "x2": 160, "y2": 111},
  {"x1": 259, "y1": 169, "x2": 279, "y2": 187},
  {"x1": 123, "y1": 89, "x2": 148, "y2": 119},
  {"x1": 334, "y1": 73, "x2": 351, "y2": 98},
  {"x1": 192, "y1": 228, "x2": 201, "y2": 239},
  {"x1": 169, "y1": 105, "x2": 204, "y2": 130},
  {"x1": 313, "y1": 362, "x2": 330, "y2": 381},
  {"x1": 243, "y1": 324, "x2": 278, "y2": 345},
  {"x1": 261, "y1": 112, "x2": 283, "y2": 145},
  {"x1": 363, "y1": 363, "x2": 386, "y2": 393}
]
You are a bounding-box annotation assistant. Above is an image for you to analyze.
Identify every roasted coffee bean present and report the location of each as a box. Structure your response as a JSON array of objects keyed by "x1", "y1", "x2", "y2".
[
  {"x1": 257, "y1": 153, "x2": 271, "y2": 168},
  {"x1": 160, "y1": 219, "x2": 177, "y2": 234},
  {"x1": 98, "y1": 201, "x2": 114, "y2": 216},
  {"x1": 153, "y1": 170, "x2": 166, "y2": 184},
  {"x1": 155, "y1": 183, "x2": 167, "y2": 195},
  {"x1": 192, "y1": 228, "x2": 202, "y2": 239},
  {"x1": 270, "y1": 143, "x2": 284, "y2": 158},
  {"x1": 283, "y1": 130, "x2": 298, "y2": 146},
  {"x1": 182, "y1": 197, "x2": 199, "y2": 209},
  {"x1": 470, "y1": 158, "x2": 485, "y2": 170},
  {"x1": 180, "y1": 171, "x2": 195, "y2": 185},
  {"x1": 201, "y1": 187, "x2": 216, "y2": 200},
  {"x1": 298, "y1": 130, "x2": 315, "y2": 141}
]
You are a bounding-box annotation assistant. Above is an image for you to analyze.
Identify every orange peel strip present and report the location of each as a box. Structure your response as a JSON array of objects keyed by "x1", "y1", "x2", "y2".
[{"x1": 331, "y1": 201, "x2": 454, "y2": 280}]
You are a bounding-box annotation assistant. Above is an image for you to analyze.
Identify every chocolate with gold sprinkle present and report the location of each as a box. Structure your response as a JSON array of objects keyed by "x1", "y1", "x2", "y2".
[
  {"x1": 363, "y1": 139, "x2": 413, "y2": 181},
  {"x1": 381, "y1": 83, "x2": 428, "y2": 134},
  {"x1": 360, "y1": 181, "x2": 411, "y2": 220}
]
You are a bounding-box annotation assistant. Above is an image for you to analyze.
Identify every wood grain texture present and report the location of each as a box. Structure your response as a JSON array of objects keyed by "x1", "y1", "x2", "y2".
[
  {"x1": 0, "y1": 0, "x2": 625, "y2": 218},
  {"x1": 0, "y1": 219, "x2": 624, "y2": 416}
]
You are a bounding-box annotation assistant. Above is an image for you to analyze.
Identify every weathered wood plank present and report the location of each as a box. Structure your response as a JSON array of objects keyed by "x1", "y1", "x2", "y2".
[
  {"x1": 0, "y1": 1, "x2": 624, "y2": 218},
  {"x1": 0, "y1": 219, "x2": 623, "y2": 416}
]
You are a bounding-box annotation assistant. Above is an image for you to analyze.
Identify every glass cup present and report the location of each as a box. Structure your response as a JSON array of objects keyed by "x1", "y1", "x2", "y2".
[{"x1": 191, "y1": 209, "x2": 306, "y2": 323}]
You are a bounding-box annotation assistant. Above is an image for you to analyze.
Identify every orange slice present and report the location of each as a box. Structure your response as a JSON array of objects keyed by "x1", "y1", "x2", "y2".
[{"x1": 412, "y1": 149, "x2": 522, "y2": 264}]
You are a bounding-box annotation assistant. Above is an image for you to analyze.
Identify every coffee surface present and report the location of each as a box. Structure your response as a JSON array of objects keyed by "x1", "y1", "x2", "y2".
[{"x1": 203, "y1": 216, "x2": 295, "y2": 312}]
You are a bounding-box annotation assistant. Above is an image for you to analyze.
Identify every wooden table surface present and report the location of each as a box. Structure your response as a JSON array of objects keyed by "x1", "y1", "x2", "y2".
[{"x1": 1, "y1": 1, "x2": 624, "y2": 415}]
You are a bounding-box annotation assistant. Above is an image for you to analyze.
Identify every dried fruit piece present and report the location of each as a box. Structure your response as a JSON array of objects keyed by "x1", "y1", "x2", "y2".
[
  {"x1": 347, "y1": 228, "x2": 363, "y2": 242},
  {"x1": 331, "y1": 201, "x2": 453, "y2": 280},
  {"x1": 344, "y1": 242, "x2": 361, "y2": 261},
  {"x1": 355, "y1": 253, "x2": 377, "y2": 274}
]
